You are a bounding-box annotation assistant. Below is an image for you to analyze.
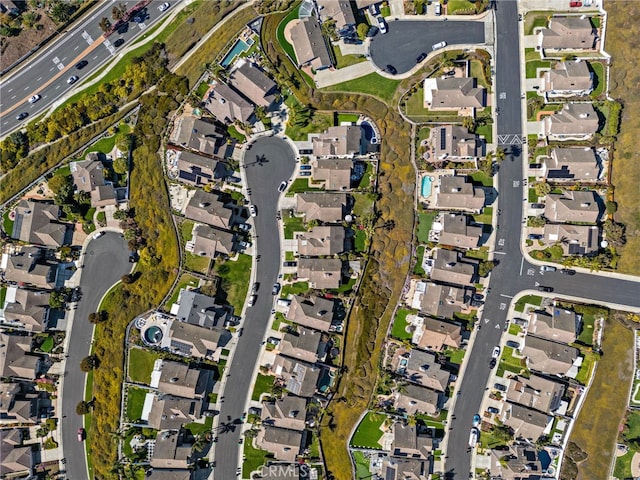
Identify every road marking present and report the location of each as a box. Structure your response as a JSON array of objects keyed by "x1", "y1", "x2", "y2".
[
  {"x1": 498, "y1": 238, "x2": 505, "y2": 247},
  {"x1": 92, "y1": 54, "x2": 98, "y2": 59},
  {"x1": 500, "y1": 303, "x2": 507, "y2": 310},
  {"x1": 37, "y1": 77, "x2": 42, "y2": 81},
  {"x1": 527, "y1": 268, "x2": 535, "y2": 276},
  {"x1": 74, "y1": 45, "x2": 79, "y2": 51},
  {"x1": 500, "y1": 294, "x2": 513, "y2": 298},
  {"x1": 57, "y1": 63, "x2": 64, "y2": 71},
  {"x1": 519, "y1": 257, "x2": 524, "y2": 275},
  {"x1": 484, "y1": 318, "x2": 490, "y2": 324},
  {"x1": 512, "y1": 180, "x2": 520, "y2": 188},
  {"x1": 494, "y1": 251, "x2": 507, "y2": 255},
  {"x1": 499, "y1": 92, "x2": 506, "y2": 100},
  {"x1": 55, "y1": 85, "x2": 60, "y2": 89},
  {"x1": 10, "y1": 95, "x2": 16, "y2": 99},
  {"x1": 495, "y1": 324, "x2": 501, "y2": 329},
  {"x1": 82, "y1": 30, "x2": 94, "y2": 44}
]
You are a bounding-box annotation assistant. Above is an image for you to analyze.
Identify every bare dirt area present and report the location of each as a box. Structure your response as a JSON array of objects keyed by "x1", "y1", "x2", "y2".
[{"x1": 0, "y1": 8, "x2": 58, "y2": 71}]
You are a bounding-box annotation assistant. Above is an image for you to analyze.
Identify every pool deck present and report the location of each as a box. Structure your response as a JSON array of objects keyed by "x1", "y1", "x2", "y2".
[{"x1": 418, "y1": 169, "x2": 455, "y2": 206}]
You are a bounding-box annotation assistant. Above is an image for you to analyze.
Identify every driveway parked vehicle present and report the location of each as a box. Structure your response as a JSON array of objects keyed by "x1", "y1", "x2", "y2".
[
  {"x1": 377, "y1": 17, "x2": 387, "y2": 34},
  {"x1": 278, "y1": 181, "x2": 288, "y2": 193},
  {"x1": 249, "y1": 205, "x2": 257, "y2": 217}
]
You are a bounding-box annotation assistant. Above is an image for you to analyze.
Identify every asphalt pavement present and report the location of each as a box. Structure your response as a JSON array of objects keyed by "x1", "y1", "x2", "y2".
[
  {"x1": 369, "y1": 20, "x2": 486, "y2": 74},
  {"x1": 0, "y1": 0, "x2": 177, "y2": 136},
  {"x1": 213, "y1": 136, "x2": 296, "y2": 479},
  {"x1": 60, "y1": 232, "x2": 132, "y2": 480}
]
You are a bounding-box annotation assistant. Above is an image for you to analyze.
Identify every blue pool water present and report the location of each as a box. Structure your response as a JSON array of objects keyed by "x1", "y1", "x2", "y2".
[
  {"x1": 221, "y1": 37, "x2": 255, "y2": 68},
  {"x1": 361, "y1": 121, "x2": 377, "y2": 143},
  {"x1": 421, "y1": 176, "x2": 433, "y2": 197}
]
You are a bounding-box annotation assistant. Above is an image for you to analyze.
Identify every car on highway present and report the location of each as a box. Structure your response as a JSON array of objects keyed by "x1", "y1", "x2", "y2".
[
  {"x1": 272, "y1": 283, "x2": 281, "y2": 295},
  {"x1": 77, "y1": 428, "x2": 85, "y2": 442},
  {"x1": 376, "y1": 17, "x2": 387, "y2": 34},
  {"x1": 487, "y1": 406, "x2": 500, "y2": 415},
  {"x1": 15, "y1": 112, "x2": 28, "y2": 121},
  {"x1": 278, "y1": 181, "x2": 288, "y2": 193},
  {"x1": 537, "y1": 285, "x2": 554, "y2": 292},
  {"x1": 491, "y1": 346, "x2": 501, "y2": 359},
  {"x1": 385, "y1": 64, "x2": 397, "y2": 75},
  {"x1": 67, "y1": 75, "x2": 79, "y2": 84},
  {"x1": 505, "y1": 340, "x2": 521, "y2": 349},
  {"x1": 540, "y1": 265, "x2": 557, "y2": 272},
  {"x1": 432, "y1": 41, "x2": 447, "y2": 51},
  {"x1": 249, "y1": 205, "x2": 257, "y2": 217},
  {"x1": 158, "y1": 2, "x2": 170, "y2": 11},
  {"x1": 75, "y1": 60, "x2": 88, "y2": 70},
  {"x1": 416, "y1": 52, "x2": 427, "y2": 63},
  {"x1": 494, "y1": 383, "x2": 507, "y2": 392},
  {"x1": 560, "y1": 268, "x2": 576, "y2": 275},
  {"x1": 251, "y1": 282, "x2": 259, "y2": 294},
  {"x1": 114, "y1": 38, "x2": 125, "y2": 48},
  {"x1": 247, "y1": 295, "x2": 257, "y2": 307},
  {"x1": 28, "y1": 94, "x2": 41, "y2": 104}
]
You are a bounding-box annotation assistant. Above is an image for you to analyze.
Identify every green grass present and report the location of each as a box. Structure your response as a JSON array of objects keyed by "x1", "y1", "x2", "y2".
[
  {"x1": 128, "y1": 348, "x2": 162, "y2": 384},
  {"x1": 614, "y1": 448, "x2": 635, "y2": 479},
  {"x1": 243, "y1": 437, "x2": 273, "y2": 477},
  {"x1": 285, "y1": 251, "x2": 295, "y2": 261},
  {"x1": 84, "y1": 207, "x2": 96, "y2": 223},
  {"x1": 508, "y1": 324, "x2": 522, "y2": 336},
  {"x1": 184, "y1": 252, "x2": 211, "y2": 274},
  {"x1": 285, "y1": 177, "x2": 324, "y2": 196},
  {"x1": 444, "y1": 348, "x2": 465, "y2": 365},
  {"x1": 417, "y1": 127, "x2": 431, "y2": 143},
  {"x1": 391, "y1": 308, "x2": 414, "y2": 341},
  {"x1": 276, "y1": 4, "x2": 300, "y2": 62},
  {"x1": 86, "y1": 135, "x2": 117, "y2": 155},
  {"x1": 417, "y1": 212, "x2": 436, "y2": 243},
  {"x1": 184, "y1": 416, "x2": 213, "y2": 435},
  {"x1": 514, "y1": 294, "x2": 543, "y2": 313},
  {"x1": 2, "y1": 211, "x2": 14, "y2": 236},
  {"x1": 472, "y1": 206, "x2": 493, "y2": 225},
  {"x1": 330, "y1": 276, "x2": 357, "y2": 294},
  {"x1": 469, "y1": 171, "x2": 493, "y2": 187},
  {"x1": 281, "y1": 281, "x2": 309, "y2": 297},
  {"x1": 497, "y1": 346, "x2": 529, "y2": 377},
  {"x1": 180, "y1": 220, "x2": 195, "y2": 244},
  {"x1": 125, "y1": 387, "x2": 147, "y2": 422},
  {"x1": 590, "y1": 61, "x2": 606, "y2": 97},
  {"x1": 524, "y1": 12, "x2": 551, "y2": 35},
  {"x1": 575, "y1": 351, "x2": 598, "y2": 385},
  {"x1": 475, "y1": 123, "x2": 492, "y2": 141},
  {"x1": 215, "y1": 253, "x2": 252, "y2": 314},
  {"x1": 626, "y1": 410, "x2": 640, "y2": 441},
  {"x1": 283, "y1": 215, "x2": 306, "y2": 239},
  {"x1": 465, "y1": 246, "x2": 489, "y2": 262},
  {"x1": 352, "y1": 192, "x2": 376, "y2": 218},
  {"x1": 350, "y1": 412, "x2": 385, "y2": 449},
  {"x1": 165, "y1": 274, "x2": 199, "y2": 309},
  {"x1": 470, "y1": 59, "x2": 489, "y2": 89},
  {"x1": 528, "y1": 188, "x2": 539, "y2": 203},
  {"x1": 357, "y1": 162, "x2": 375, "y2": 190},
  {"x1": 323, "y1": 72, "x2": 401, "y2": 105},
  {"x1": 380, "y1": 4, "x2": 391, "y2": 16},
  {"x1": 447, "y1": 0, "x2": 476, "y2": 14},
  {"x1": 196, "y1": 81, "x2": 210, "y2": 98},
  {"x1": 40, "y1": 335, "x2": 54, "y2": 353},
  {"x1": 0, "y1": 287, "x2": 6, "y2": 308},
  {"x1": 414, "y1": 245, "x2": 425, "y2": 275},
  {"x1": 227, "y1": 125, "x2": 246, "y2": 143},
  {"x1": 332, "y1": 44, "x2": 367, "y2": 69},
  {"x1": 354, "y1": 228, "x2": 367, "y2": 253},
  {"x1": 577, "y1": 313, "x2": 596, "y2": 346},
  {"x1": 251, "y1": 373, "x2": 274, "y2": 401},
  {"x1": 353, "y1": 450, "x2": 372, "y2": 479},
  {"x1": 526, "y1": 60, "x2": 552, "y2": 79},
  {"x1": 285, "y1": 112, "x2": 335, "y2": 141},
  {"x1": 337, "y1": 113, "x2": 359, "y2": 124}
]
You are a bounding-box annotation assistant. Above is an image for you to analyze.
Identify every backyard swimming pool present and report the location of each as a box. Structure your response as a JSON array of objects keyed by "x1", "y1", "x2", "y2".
[
  {"x1": 361, "y1": 120, "x2": 378, "y2": 144},
  {"x1": 421, "y1": 175, "x2": 434, "y2": 198},
  {"x1": 221, "y1": 37, "x2": 255, "y2": 68}
]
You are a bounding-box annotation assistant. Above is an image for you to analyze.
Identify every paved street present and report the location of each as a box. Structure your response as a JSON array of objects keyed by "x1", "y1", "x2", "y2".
[
  {"x1": 369, "y1": 20, "x2": 486, "y2": 74},
  {"x1": 213, "y1": 136, "x2": 296, "y2": 479},
  {"x1": 0, "y1": 0, "x2": 177, "y2": 136},
  {"x1": 60, "y1": 232, "x2": 131, "y2": 480}
]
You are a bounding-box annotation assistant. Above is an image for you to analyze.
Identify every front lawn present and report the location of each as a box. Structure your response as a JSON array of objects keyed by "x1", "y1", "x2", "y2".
[
  {"x1": 472, "y1": 206, "x2": 493, "y2": 225},
  {"x1": 323, "y1": 72, "x2": 401, "y2": 105},
  {"x1": 283, "y1": 215, "x2": 306, "y2": 239},
  {"x1": 243, "y1": 438, "x2": 273, "y2": 477},
  {"x1": 281, "y1": 281, "x2": 309, "y2": 297},
  {"x1": 184, "y1": 416, "x2": 213, "y2": 436},
  {"x1": 128, "y1": 348, "x2": 162, "y2": 384},
  {"x1": 497, "y1": 346, "x2": 529, "y2": 377},
  {"x1": 508, "y1": 324, "x2": 522, "y2": 336},
  {"x1": 332, "y1": 44, "x2": 367, "y2": 69},
  {"x1": 514, "y1": 294, "x2": 542, "y2": 313},
  {"x1": 469, "y1": 171, "x2": 493, "y2": 187},
  {"x1": 475, "y1": 123, "x2": 493, "y2": 141},
  {"x1": 528, "y1": 188, "x2": 539, "y2": 203},
  {"x1": 524, "y1": 12, "x2": 551, "y2": 35},
  {"x1": 285, "y1": 111, "x2": 334, "y2": 141},
  {"x1": 165, "y1": 273, "x2": 199, "y2": 309},
  {"x1": 391, "y1": 308, "x2": 414, "y2": 341},
  {"x1": 214, "y1": 254, "x2": 252, "y2": 314},
  {"x1": 417, "y1": 212, "x2": 436, "y2": 243},
  {"x1": 444, "y1": 348, "x2": 465, "y2": 365},
  {"x1": 350, "y1": 411, "x2": 385, "y2": 449},
  {"x1": 251, "y1": 373, "x2": 274, "y2": 401},
  {"x1": 227, "y1": 125, "x2": 246, "y2": 143},
  {"x1": 285, "y1": 177, "x2": 323, "y2": 196},
  {"x1": 470, "y1": 59, "x2": 490, "y2": 89},
  {"x1": 125, "y1": 387, "x2": 147, "y2": 422},
  {"x1": 525, "y1": 60, "x2": 551, "y2": 79}
]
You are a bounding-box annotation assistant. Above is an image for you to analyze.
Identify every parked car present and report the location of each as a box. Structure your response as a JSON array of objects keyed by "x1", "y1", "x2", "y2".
[
  {"x1": 489, "y1": 358, "x2": 497, "y2": 369},
  {"x1": 238, "y1": 241, "x2": 249, "y2": 250},
  {"x1": 529, "y1": 163, "x2": 543, "y2": 169},
  {"x1": 376, "y1": 16, "x2": 387, "y2": 34},
  {"x1": 416, "y1": 52, "x2": 427, "y2": 64},
  {"x1": 569, "y1": 1, "x2": 582, "y2": 6},
  {"x1": 487, "y1": 407, "x2": 500, "y2": 415},
  {"x1": 67, "y1": 75, "x2": 79, "y2": 84},
  {"x1": 28, "y1": 94, "x2": 41, "y2": 104},
  {"x1": 75, "y1": 60, "x2": 88, "y2": 70},
  {"x1": 158, "y1": 2, "x2": 170, "y2": 11},
  {"x1": 472, "y1": 414, "x2": 481, "y2": 427},
  {"x1": 518, "y1": 13, "x2": 523, "y2": 20},
  {"x1": 473, "y1": 293, "x2": 484, "y2": 301},
  {"x1": 272, "y1": 283, "x2": 281, "y2": 295},
  {"x1": 247, "y1": 295, "x2": 257, "y2": 307},
  {"x1": 366, "y1": 25, "x2": 379, "y2": 37},
  {"x1": 540, "y1": 265, "x2": 557, "y2": 272},
  {"x1": 300, "y1": 171, "x2": 312, "y2": 177},
  {"x1": 527, "y1": 233, "x2": 543, "y2": 240},
  {"x1": 251, "y1": 282, "x2": 259, "y2": 294},
  {"x1": 506, "y1": 340, "x2": 521, "y2": 349},
  {"x1": 494, "y1": 383, "x2": 507, "y2": 392},
  {"x1": 278, "y1": 181, "x2": 288, "y2": 193},
  {"x1": 491, "y1": 346, "x2": 501, "y2": 359},
  {"x1": 249, "y1": 205, "x2": 257, "y2": 217},
  {"x1": 560, "y1": 268, "x2": 576, "y2": 275},
  {"x1": 92, "y1": 232, "x2": 104, "y2": 240},
  {"x1": 537, "y1": 285, "x2": 554, "y2": 292},
  {"x1": 238, "y1": 223, "x2": 251, "y2": 232},
  {"x1": 530, "y1": 203, "x2": 545, "y2": 209},
  {"x1": 432, "y1": 41, "x2": 447, "y2": 51},
  {"x1": 15, "y1": 112, "x2": 28, "y2": 121},
  {"x1": 470, "y1": 299, "x2": 484, "y2": 308},
  {"x1": 299, "y1": 165, "x2": 312, "y2": 170},
  {"x1": 283, "y1": 261, "x2": 297, "y2": 267},
  {"x1": 369, "y1": 2, "x2": 380, "y2": 15},
  {"x1": 77, "y1": 428, "x2": 85, "y2": 442},
  {"x1": 385, "y1": 64, "x2": 397, "y2": 75}
]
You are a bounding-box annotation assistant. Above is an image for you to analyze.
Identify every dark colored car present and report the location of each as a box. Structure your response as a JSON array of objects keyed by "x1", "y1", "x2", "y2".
[
  {"x1": 272, "y1": 283, "x2": 281, "y2": 295},
  {"x1": 416, "y1": 52, "x2": 427, "y2": 63},
  {"x1": 487, "y1": 406, "x2": 500, "y2": 414},
  {"x1": 489, "y1": 358, "x2": 497, "y2": 369},
  {"x1": 529, "y1": 163, "x2": 543, "y2": 169},
  {"x1": 560, "y1": 268, "x2": 576, "y2": 275},
  {"x1": 75, "y1": 60, "x2": 88, "y2": 70},
  {"x1": 537, "y1": 285, "x2": 554, "y2": 292},
  {"x1": 494, "y1": 383, "x2": 507, "y2": 392},
  {"x1": 114, "y1": 38, "x2": 125, "y2": 48},
  {"x1": 299, "y1": 165, "x2": 312, "y2": 170},
  {"x1": 386, "y1": 64, "x2": 397, "y2": 75},
  {"x1": 15, "y1": 112, "x2": 28, "y2": 121},
  {"x1": 506, "y1": 340, "x2": 521, "y2": 349},
  {"x1": 283, "y1": 261, "x2": 297, "y2": 267},
  {"x1": 527, "y1": 233, "x2": 544, "y2": 240},
  {"x1": 530, "y1": 203, "x2": 545, "y2": 209}
]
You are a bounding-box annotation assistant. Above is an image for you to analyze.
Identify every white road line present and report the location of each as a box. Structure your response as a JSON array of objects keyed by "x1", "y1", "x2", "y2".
[
  {"x1": 74, "y1": 45, "x2": 79, "y2": 51},
  {"x1": 500, "y1": 294, "x2": 513, "y2": 298},
  {"x1": 519, "y1": 257, "x2": 524, "y2": 276},
  {"x1": 37, "y1": 77, "x2": 42, "y2": 81},
  {"x1": 494, "y1": 251, "x2": 507, "y2": 255},
  {"x1": 55, "y1": 85, "x2": 60, "y2": 89},
  {"x1": 7, "y1": 88, "x2": 12, "y2": 92},
  {"x1": 11, "y1": 95, "x2": 16, "y2": 100}
]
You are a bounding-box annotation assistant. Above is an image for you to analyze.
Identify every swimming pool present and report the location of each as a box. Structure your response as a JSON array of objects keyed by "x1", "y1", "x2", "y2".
[
  {"x1": 421, "y1": 176, "x2": 433, "y2": 197},
  {"x1": 361, "y1": 120, "x2": 378, "y2": 144},
  {"x1": 221, "y1": 37, "x2": 255, "y2": 68}
]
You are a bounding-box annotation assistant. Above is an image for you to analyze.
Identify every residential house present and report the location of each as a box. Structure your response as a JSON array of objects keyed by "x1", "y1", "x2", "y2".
[
  {"x1": 70, "y1": 153, "x2": 117, "y2": 207},
  {"x1": 271, "y1": 357, "x2": 321, "y2": 397},
  {"x1": 174, "y1": 289, "x2": 229, "y2": 329},
  {"x1": 10, "y1": 200, "x2": 68, "y2": 247},
  {"x1": 311, "y1": 126, "x2": 363, "y2": 157},
  {"x1": 295, "y1": 192, "x2": 348, "y2": 223},
  {"x1": 434, "y1": 175, "x2": 485, "y2": 213},
  {"x1": 279, "y1": 326, "x2": 328, "y2": 364},
  {"x1": 414, "y1": 315, "x2": 463, "y2": 352},
  {"x1": 147, "y1": 470, "x2": 191, "y2": 480},
  {"x1": 423, "y1": 77, "x2": 486, "y2": 114},
  {"x1": 544, "y1": 190, "x2": 602, "y2": 224},
  {"x1": 391, "y1": 422, "x2": 433, "y2": 460},
  {"x1": 506, "y1": 374, "x2": 565, "y2": 414},
  {"x1": 286, "y1": 295, "x2": 335, "y2": 332},
  {"x1": 3, "y1": 248, "x2": 56, "y2": 289},
  {"x1": 296, "y1": 226, "x2": 345, "y2": 256},
  {"x1": 503, "y1": 403, "x2": 550, "y2": 442},
  {"x1": 393, "y1": 383, "x2": 442, "y2": 416},
  {"x1": 431, "y1": 125, "x2": 483, "y2": 161},
  {"x1": 255, "y1": 426, "x2": 304, "y2": 462},
  {"x1": 170, "y1": 116, "x2": 225, "y2": 155},
  {"x1": 191, "y1": 224, "x2": 235, "y2": 258},
  {"x1": 175, "y1": 151, "x2": 227, "y2": 187},
  {"x1": 310, "y1": 158, "x2": 353, "y2": 191},
  {"x1": 296, "y1": 258, "x2": 343, "y2": 290},
  {"x1": 228, "y1": 60, "x2": 278, "y2": 109},
  {"x1": 0, "y1": 382, "x2": 39, "y2": 425},
  {"x1": 318, "y1": 0, "x2": 356, "y2": 36},
  {"x1": 167, "y1": 321, "x2": 229, "y2": 360},
  {"x1": 489, "y1": 445, "x2": 544, "y2": 480},
  {"x1": 184, "y1": 190, "x2": 233, "y2": 230},
  {"x1": 529, "y1": 307, "x2": 582, "y2": 344},
  {"x1": 543, "y1": 103, "x2": 599, "y2": 141},
  {"x1": 436, "y1": 213, "x2": 482, "y2": 249},
  {"x1": 1, "y1": 288, "x2": 50, "y2": 332},
  {"x1": 418, "y1": 282, "x2": 471, "y2": 319},
  {"x1": 430, "y1": 249, "x2": 476, "y2": 287},
  {"x1": 397, "y1": 349, "x2": 450, "y2": 392},
  {"x1": 0, "y1": 333, "x2": 40, "y2": 380},
  {"x1": 544, "y1": 147, "x2": 601, "y2": 182},
  {"x1": 290, "y1": 17, "x2": 332, "y2": 70},
  {"x1": 145, "y1": 395, "x2": 203, "y2": 430},
  {"x1": 543, "y1": 223, "x2": 599, "y2": 256},
  {"x1": 381, "y1": 458, "x2": 430, "y2": 480},
  {"x1": 0, "y1": 429, "x2": 33, "y2": 479},
  {"x1": 150, "y1": 429, "x2": 193, "y2": 469},
  {"x1": 261, "y1": 394, "x2": 307, "y2": 431},
  {"x1": 152, "y1": 360, "x2": 207, "y2": 399},
  {"x1": 539, "y1": 16, "x2": 597, "y2": 51},
  {"x1": 0, "y1": 1, "x2": 19, "y2": 15},
  {"x1": 542, "y1": 61, "x2": 594, "y2": 97},
  {"x1": 203, "y1": 81, "x2": 254, "y2": 124},
  {"x1": 522, "y1": 335, "x2": 579, "y2": 376}
]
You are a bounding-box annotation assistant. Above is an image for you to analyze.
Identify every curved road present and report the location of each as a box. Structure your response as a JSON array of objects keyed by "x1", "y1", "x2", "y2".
[
  {"x1": 213, "y1": 137, "x2": 296, "y2": 479},
  {"x1": 0, "y1": 0, "x2": 178, "y2": 137},
  {"x1": 369, "y1": 20, "x2": 485, "y2": 74},
  {"x1": 60, "y1": 232, "x2": 131, "y2": 480}
]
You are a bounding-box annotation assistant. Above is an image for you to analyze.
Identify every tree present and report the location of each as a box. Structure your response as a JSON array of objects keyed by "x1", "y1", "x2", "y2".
[
  {"x1": 527, "y1": 216, "x2": 546, "y2": 228},
  {"x1": 533, "y1": 181, "x2": 551, "y2": 198},
  {"x1": 121, "y1": 273, "x2": 135, "y2": 284},
  {"x1": 47, "y1": 174, "x2": 73, "y2": 204},
  {"x1": 111, "y1": 3, "x2": 127, "y2": 21},
  {"x1": 80, "y1": 354, "x2": 99, "y2": 372},
  {"x1": 76, "y1": 401, "x2": 90, "y2": 415},
  {"x1": 603, "y1": 219, "x2": 626, "y2": 247},
  {"x1": 494, "y1": 147, "x2": 506, "y2": 163},
  {"x1": 49, "y1": 0, "x2": 74, "y2": 23},
  {"x1": 605, "y1": 201, "x2": 618, "y2": 215},
  {"x1": 21, "y1": 11, "x2": 40, "y2": 29},
  {"x1": 98, "y1": 17, "x2": 111, "y2": 33},
  {"x1": 49, "y1": 290, "x2": 65, "y2": 309},
  {"x1": 462, "y1": 116, "x2": 476, "y2": 132},
  {"x1": 88, "y1": 310, "x2": 108, "y2": 324},
  {"x1": 192, "y1": 433, "x2": 208, "y2": 453},
  {"x1": 478, "y1": 260, "x2": 496, "y2": 277},
  {"x1": 113, "y1": 156, "x2": 128, "y2": 175},
  {"x1": 356, "y1": 23, "x2": 369, "y2": 40}
]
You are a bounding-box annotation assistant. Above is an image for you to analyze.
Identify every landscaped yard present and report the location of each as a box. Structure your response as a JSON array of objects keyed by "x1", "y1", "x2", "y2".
[
  {"x1": 528, "y1": 188, "x2": 539, "y2": 203},
  {"x1": 184, "y1": 416, "x2": 213, "y2": 435},
  {"x1": 469, "y1": 171, "x2": 493, "y2": 187},
  {"x1": 575, "y1": 351, "x2": 599, "y2": 385},
  {"x1": 417, "y1": 212, "x2": 436, "y2": 243},
  {"x1": 323, "y1": 72, "x2": 401, "y2": 105},
  {"x1": 514, "y1": 294, "x2": 542, "y2": 313},
  {"x1": 525, "y1": 60, "x2": 551, "y2": 79},
  {"x1": 353, "y1": 450, "x2": 372, "y2": 479},
  {"x1": 337, "y1": 113, "x2": 360, "y2": 124},
  {"x1": 391, "y1": 308, "x2": 414, "y2": 341},
  {"x1": 508, "y1": 323, "x2": 522, "y2": 336},
  {"x1": 184, "y1": 253, "x2": 211, "y2": 275},
  {"x1": 332, "y1": 44, "x2": 367, "y2": 69},
  {"x1": 285, "y1": 177, "x2": 323, "y2": 196},
  {"x1": 125, "y1": 387, "x2": 147, "y2": 422},
  {"x1": 164, "y1": 273, "x2": 199, "y2": 309},
  {"x1": 2, "y1": 210, "x2": 14, "y2": 236},
  {"x1": 590, "y1": 61, "x2": 606, "y2": 97},
  {"x1": 214, "y1": 254, "x2": 252, "y2": 314},
  {"x1": 275, "y1": 4, "x2": 299, "y2": 61},
  {"x1": 444, "y1": 348, "x2": 465, "y2": 365},
  {"x1": 281, "y1": 281, "x2": 309, "y2": 297},
  {"x1": 354, "y1": 228, "x2": 367, "y2": 253},
  {"x1": 472, "y1": 206, "x2": 493, "y2": 225},
  {"x1": 497, "y1": 346, "x2": 529, "y2": 377},
  {"x1": 283, "y1": 215, "x2": 306, "y2": 239},
  {"x1": 414, "y1": 245, "x2": 426, "y2": 275},
  {"x1": 577, "y1": 312, "x2": 597, "y2": 345},
  {"x1": 405, "y1": 86, "x2": 461, "y2": 122},
  {"x1": 470, "y1": 59, "x2": 490, "y2": 89},
  {"x1": 352, "y1": 192, "x2": 376, "y2": 217},
  {"x1": 127, "y1": 348, "x2": 162, "y2": 384},
  {"x1": 350, "y1": 411, "x2": 385, "y2": 449},
  {"x1": 524, "y1": 12, "x2": 551, "y2": 35},
  {"x1": 251, "y1": 373, "x2": 274, "y2": 401},
  {"x1": 475, "y1": 123, "x2": 492, "y2": 142},
  {"x1": 243, "y1": 438, "x2": 273, "y2": 477},
  {"x1": 227, "y1": 124, "x2": 246, "y2": 143},
  {"x1": 614, "y1": 448, "x2": 635, "y2": 479},
  {"x1": 0, "y1": 287, "x2": 6, "y2": 308}
]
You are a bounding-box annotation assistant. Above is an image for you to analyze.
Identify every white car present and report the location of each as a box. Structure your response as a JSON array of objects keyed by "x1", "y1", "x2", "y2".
[
  {"x1": 540, "y1": 265, "x2": 557, "y2": 272},
  {"x1": 247, "y1": 295, "x2": 257, "y2": 308},
  {"x1": 67, "y1": 75, "x2": 79, "y2": 85},
  {"x1": 92, "y1": 232, "x2": 104, "y2": 240},
  {"x1": 278, "y1": 181, "x2": 288, "y2": 193},
  {"x1": 376, "y1": 17, "x2": 387, "y2": 34},
  {"x1": 491, "y1": 346, "x2": 501, "y2": 359},
  {"x1": 432, "y1": 41, "x2": 447, "y2": 51},
  {"x1": 158, "y1": 2, "x2": 170, "y2": 11},
  {"x1": 249, "y1": 205, "x2": 257, "y2": 217},
  {"x1": 28, "y1": 94, "x2": 41, "y2": 104}
]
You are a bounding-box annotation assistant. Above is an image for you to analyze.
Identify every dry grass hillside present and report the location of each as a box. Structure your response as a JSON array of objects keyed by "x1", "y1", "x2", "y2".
[{"x1": 606, "y1": 1, "x2": 640, "y2": 274}]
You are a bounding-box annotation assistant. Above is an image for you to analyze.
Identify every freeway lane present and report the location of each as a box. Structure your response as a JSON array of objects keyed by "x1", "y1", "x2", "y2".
[
  {"x1": 369, "y1": 20, "x2": 486, "y2": 74},
  {"x1": 213, "y1": 137, "x2": 296, "y2": 479},
  {"x1": 60, "y1": 232, "x2": 131, "y2": 480},
  {"x1": 0, "y1": 0, "x2": 177, "y2": 137}
]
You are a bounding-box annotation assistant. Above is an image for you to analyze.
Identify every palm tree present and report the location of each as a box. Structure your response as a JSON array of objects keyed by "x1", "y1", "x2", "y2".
[
  {"x1": 98, "y1": 17, "x2": 111, "y2": 33},
  {"x1": 192, "y1": 433, "x2": 208, "y2": 453},
  {"x1": 494, "y1": 147, "x2": 506, "y2": 163},
  {"x1": 406, "y1": 414, "x2": 417, "y2": 427}
]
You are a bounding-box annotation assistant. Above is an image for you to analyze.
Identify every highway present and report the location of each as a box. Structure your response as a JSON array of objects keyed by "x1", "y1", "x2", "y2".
[
  {"x1": 213, "y1": 137, "x2": 296, "y2": 479},
  {"x1": 60, "y1": 232, "x2": 131, "y2": 480},
  {"x1": 0, "y1": 0, "x2": 177, "y2": 137}
]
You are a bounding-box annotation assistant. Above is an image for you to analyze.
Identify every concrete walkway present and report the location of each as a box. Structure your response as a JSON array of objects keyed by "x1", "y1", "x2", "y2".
[{"x1": 314, "y1": 61, "x2": 375, "y2": 88}]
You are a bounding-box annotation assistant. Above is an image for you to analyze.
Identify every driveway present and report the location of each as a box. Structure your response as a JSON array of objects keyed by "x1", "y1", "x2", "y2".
[
  {"x1": 369, "y1": 20, "x2": 486, "y2": 74},
  {"x1": 60, "y1": 232, "x2": 131, "y2": 480},
  {"x1": 213, "y1": 136, "x2": 296, "y2": 479}
]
